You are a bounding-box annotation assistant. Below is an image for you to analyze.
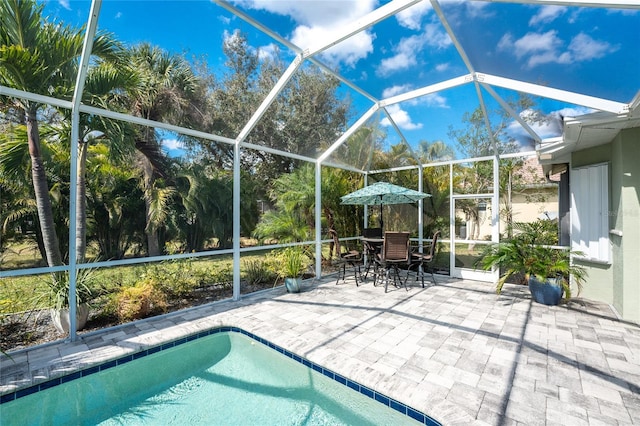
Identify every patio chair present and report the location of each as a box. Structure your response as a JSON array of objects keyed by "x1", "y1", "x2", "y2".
[
  {"x1": 362, "y1": 227, "x2": 383, "y2": 280},
  {"x1": 329, "y1": 229, "x2": 363, "y2": 286},
  {"x1": 407, "y1": 231, "x2": 440, "y2": 287},
  {"x1": 375, "y1": 231, "x2": 410, "y2": 293}
]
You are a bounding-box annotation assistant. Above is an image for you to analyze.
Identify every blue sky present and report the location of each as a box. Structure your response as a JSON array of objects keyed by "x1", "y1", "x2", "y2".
[{"x1": 45, "y1": 1, "x2": 639, "y2": 160}]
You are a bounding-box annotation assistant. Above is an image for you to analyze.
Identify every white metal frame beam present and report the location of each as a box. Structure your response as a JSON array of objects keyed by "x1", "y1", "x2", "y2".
[
  {"x1": 318, "y1": 104, "x2": 380, "y2": 163},
  {"x1": 479, "y1": 73, "x2": 629, "y2": 114},
  {"x1": 476, "y1": 0, "x2": 640, "y2": 9},
  {"x1": 379, "y1": 74, "x2": 473, "y2": 107},
  {"x1": 430, "y1": 0, "x2": 475, "y2": 73},
  {"x1": 67, "y1": 0, "x2": 102, "y2": 341},
  {"x1": 481, "y1": 82, "x2": 542, "y2": 143}
]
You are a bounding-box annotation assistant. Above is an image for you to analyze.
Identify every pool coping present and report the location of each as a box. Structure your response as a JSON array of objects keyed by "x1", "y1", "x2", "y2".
[{"x1": 1, "y1": 325, "x2": 442, "y2": 426}]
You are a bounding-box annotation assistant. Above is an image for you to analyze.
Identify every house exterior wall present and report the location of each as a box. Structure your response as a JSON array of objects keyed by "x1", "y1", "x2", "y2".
[
  {"x1": 572, "y1": 127, "x2": 640, "y2": 323},
  {"x1": 465, "y1": 186, "x2": 558, "y2": 240}
]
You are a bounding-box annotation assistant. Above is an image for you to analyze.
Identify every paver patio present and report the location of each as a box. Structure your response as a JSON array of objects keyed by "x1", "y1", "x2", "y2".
[{"x1": 1, "y1": 275, "x2": 639, "y2": 425}]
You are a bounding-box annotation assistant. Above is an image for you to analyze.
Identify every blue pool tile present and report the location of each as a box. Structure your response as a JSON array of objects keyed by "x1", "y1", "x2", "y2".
[
  {"x1": 346, "y1": 380, "x2": 359, "y2": 391},
  {"x1": 16, "y1": 386, "x2": 38, "y2": 398},
  {"x1": 334, "y1": 374, "x2": 346, "y2": 385},
  {"x1": 116, "y1": 355, "x2": 133, "y2": 365},
  {"x1": 407, "y1": 407, "x2": 425, "y2": 423},
  {"x1": 82, "y1": 365, "x2": 100, "y2": 376},
  {"x1": 39, "y1": 378, "x2": 61, "y2": 391},
  {"x1": 374, "y1": 392, "x2": 390, "y2": 406},
  {"x1": 148, "y1": 345, "x2": 161, "y2": 354},
  {"x1": 389, "y1": 399, "x2": 405, "y2": 414},
  {"x1": 0, "y1": 393, "x2": 15, "y2": 404},
  {"x1": 133, "y1": 351, "x2": 148, "y2": 360},
  {"x1": 61, "y1": 371, "x2": 82, "y2": 383},
  {"x1": 425, "y1": 416, "x2": 442, "y2": 426},
  {"x1": 101, "y1": 360, "x2": 117, "y2": 370},
  {"x1": 361, "y1": 386, "x2": 374, "y2": 398}
]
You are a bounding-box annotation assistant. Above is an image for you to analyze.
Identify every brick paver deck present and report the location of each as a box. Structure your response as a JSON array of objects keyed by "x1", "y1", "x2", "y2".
[{"x1": 2, "y1": 275, "x2": 639, "y2": 425}]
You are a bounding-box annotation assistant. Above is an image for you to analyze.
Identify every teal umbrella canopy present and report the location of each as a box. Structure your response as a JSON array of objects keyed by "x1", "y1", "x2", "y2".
[
  {"x1": 341, "y1": 182, "x2": 431, "y2": 228},
  {"x1": 341, "y1": 182, "x2": 431, "y2": 206}
]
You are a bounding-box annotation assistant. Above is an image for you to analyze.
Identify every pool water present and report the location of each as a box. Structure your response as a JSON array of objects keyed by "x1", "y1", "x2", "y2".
[{"x1": 1, "y1": 330, "x2": 439, "y2": 425}]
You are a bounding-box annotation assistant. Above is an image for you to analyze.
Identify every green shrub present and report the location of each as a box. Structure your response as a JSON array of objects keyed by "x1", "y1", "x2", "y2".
[
  {"x1": 243, "y1": 259, "x2": 278, "y2": 286},
  {"x1": 209, "y1": 265, "x2": 233, "y2": 289}
]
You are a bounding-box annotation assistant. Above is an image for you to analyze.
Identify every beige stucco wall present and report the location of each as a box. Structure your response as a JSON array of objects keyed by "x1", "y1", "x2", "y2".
[
  {"x1": 572, "y1": 127, "x2": 640, "y2": 323},
  {"x1": 464, "y1": 186, "x2": 558, "y2": 240}
]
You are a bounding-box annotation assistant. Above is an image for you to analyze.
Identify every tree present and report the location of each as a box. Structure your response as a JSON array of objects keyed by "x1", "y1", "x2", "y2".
[
  {"x1": 416, "y1": 140, "x2": 455, "y2": 163},
  {"x1": 253, "y1": 163, "x2": 359, "y2": 263},
  {"x1": 126, "y1": 43, "x2": 204, "y2": 256},
  {"x1": 203, "y1": 32, "x2": 350, "y2": 181},
  {"x1": 62, "y1": 59, "x2": 134, "y2": 262},
  {"x1": 0, "y1": 0, "x2": 122, "y2": 265}
]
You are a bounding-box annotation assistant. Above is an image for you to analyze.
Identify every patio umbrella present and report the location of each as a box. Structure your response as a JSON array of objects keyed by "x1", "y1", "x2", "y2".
[{"x1": 341, "y1": 182, "x2": 431, "y2": 229}]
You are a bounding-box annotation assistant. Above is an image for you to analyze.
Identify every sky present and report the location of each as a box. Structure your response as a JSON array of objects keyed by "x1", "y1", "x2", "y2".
[{"x1": 44, "y1": 0, "x2": 639, "y2": 161}]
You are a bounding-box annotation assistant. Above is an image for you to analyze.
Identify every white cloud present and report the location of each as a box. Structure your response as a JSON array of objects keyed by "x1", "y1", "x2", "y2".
[
  {"x1": 498, "y1": 30, "x2": 614, "y2": 68},
  {"x1": 218, "y1": 15, "x2": 231, "y2": 25},
  {"x1": 162, "y1": 139, "x2": 184, "y2": 151},
  {"x1": 377, "y1": 24, "x2": 451, "y2": 76},
  {"x1": 382, "y1": 84, "x2": 413, "y2": 98},
  {"x1": 568, "y1": 32, "x2": 615, "y2": 61},
  {"x1": 435, "y1": 63, "x2": 450, "y2": 72},
  {"x1": 291, "y1": 25, "x2": 375, "y2": 67},
  {"x1": 58, "y1": 0, "x2": 71, "y2": 10},
  {"x1": 380, "y1": 105, "x2": 423, "y2": 130},
  {"x1": 232, "y1": 0, "x2": 378, "y2": 67},
  {"x1": 422, "y1": 93, "x2": 449, "y2": 108},
  {"x1": 513, "y1": 30, "x2": 562, "y2": 60},
  {"x1": 115, "y1": 12, "x2": 122, "y2": 19},
  {"x1": 529, "y1": 6, "x2": 567, "y2": 26},
  {"x1": 396, "y1": 1, "x2": 431, "y2": 30},
  {"x1": 257, "y1": 43, "x2": 278, "y2": 61}
]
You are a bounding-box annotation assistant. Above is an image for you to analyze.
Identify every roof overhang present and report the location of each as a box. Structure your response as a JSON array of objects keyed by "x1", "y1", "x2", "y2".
[{"x1": 537, "y1": 90, "x2": 640, "y2": 173}]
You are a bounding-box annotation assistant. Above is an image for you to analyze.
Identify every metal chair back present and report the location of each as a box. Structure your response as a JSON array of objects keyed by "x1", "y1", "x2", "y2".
[{"x1": 383, "y1": 232, "x2": 410, "y2": 263}]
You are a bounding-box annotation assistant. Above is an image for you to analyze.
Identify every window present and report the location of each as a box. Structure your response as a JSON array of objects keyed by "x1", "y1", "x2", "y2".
[{"x1": 570, "y1": 163, "x2": 610, "y2": 263}]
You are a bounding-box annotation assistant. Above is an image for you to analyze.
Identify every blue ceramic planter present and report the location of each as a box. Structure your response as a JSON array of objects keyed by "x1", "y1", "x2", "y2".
[
  {"x1": 528, "y1": 275, "x2": 564, "y2": 305},
  {"x1": 284, "y1": 277, "x2": 302, "y2": 293}
]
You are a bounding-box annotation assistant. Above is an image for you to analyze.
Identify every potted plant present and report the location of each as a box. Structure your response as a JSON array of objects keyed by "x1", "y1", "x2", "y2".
[
  {"x1": 478, "y1": 220, "x2": 587, "y2": 305},
  {"x1": 279, "y1": 247, "x2": 310, "y2": 293},
  {"x1": 45, "y1": 269, "x2": 96, "y2": 334}
]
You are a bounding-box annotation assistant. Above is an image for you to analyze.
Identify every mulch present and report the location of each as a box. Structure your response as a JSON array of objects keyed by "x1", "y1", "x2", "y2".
[{"x1": 1, "y1": 280, "x2": 278, "y2": 353}]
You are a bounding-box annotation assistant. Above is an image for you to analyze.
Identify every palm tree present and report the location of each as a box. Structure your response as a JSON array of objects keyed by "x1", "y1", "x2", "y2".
[
  {"x1": 0, "y1": 0, "x2": 122, "y2": 266},
  {"x1": 416, "y1": 140, "x2": 455, "y2": 163},
  {"x1": 126, "y1": 44, "x2": 203, "y2": 256},
  {"x1": 53, "y1": 57, "x2": 134, "y2": 262}
]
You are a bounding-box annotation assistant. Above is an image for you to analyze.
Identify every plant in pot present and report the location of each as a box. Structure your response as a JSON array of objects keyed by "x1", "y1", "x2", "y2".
[
  {"x1": 478, "y1": 220, "x2": 587, "y2": 305},
  {"x1": 44, "y1": 269, "x2": 96, "y2": 334},
  {"x1": 278, "y1": 247, "x2": 310, "y2": 293}
]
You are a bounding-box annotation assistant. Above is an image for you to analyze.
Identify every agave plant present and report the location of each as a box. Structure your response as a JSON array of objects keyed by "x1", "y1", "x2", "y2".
[{"x1": 44, "y1": 269, "x2": 97, "y2": 310}]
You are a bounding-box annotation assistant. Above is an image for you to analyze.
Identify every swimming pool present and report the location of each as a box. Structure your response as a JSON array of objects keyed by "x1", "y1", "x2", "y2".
[{"x1": 1, "y1": 327, "x2": 440, "y2": 425}]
